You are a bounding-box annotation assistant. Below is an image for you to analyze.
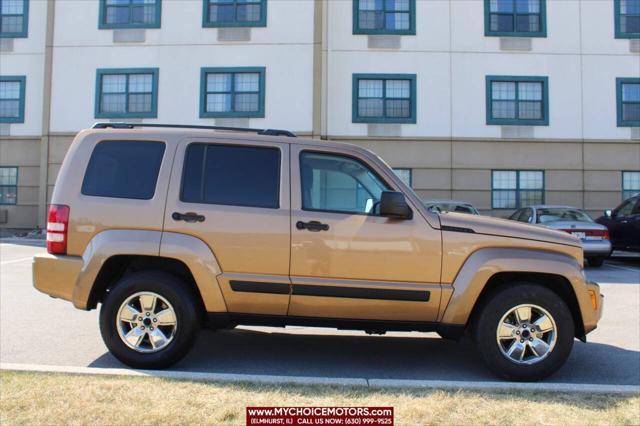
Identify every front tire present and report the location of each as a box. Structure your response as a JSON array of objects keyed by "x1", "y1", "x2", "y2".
[
  {"x1": 99, "y1": 271, "x2": 200, "y2": 369},
  {"x1": 473, "y1": 283, "x2": 574, "y2": 381}
]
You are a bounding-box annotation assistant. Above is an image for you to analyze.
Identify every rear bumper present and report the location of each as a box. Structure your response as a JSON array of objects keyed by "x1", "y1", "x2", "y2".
[
  {"x1": 32, "y1": 254, "x2": 83, "y2": 303},
  {"x1": 581, "y1": 240, "x2": 612, "y2": 256}
]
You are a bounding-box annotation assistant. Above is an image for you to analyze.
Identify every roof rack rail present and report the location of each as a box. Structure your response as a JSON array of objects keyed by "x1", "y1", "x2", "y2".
[{"x1": 92, "y1": 122, "x2": 296, "y2": 137}]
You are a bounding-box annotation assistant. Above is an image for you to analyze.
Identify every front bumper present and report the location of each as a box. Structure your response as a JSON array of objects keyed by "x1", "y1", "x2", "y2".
[
  {"x1": 584, "y1": 281, "x2": 604, "y2": 335},
  {"x1": 32, "y1": 253, "x2": 83, "y2": 302}
]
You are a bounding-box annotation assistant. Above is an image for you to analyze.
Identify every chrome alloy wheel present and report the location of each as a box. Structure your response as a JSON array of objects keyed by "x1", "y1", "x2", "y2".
[
  {"x1": 496, "y1": 304, "x2": 557, "y2": 365},
  {"x1": 116, "y1": 292, "x2": 177, "y2": 353}
]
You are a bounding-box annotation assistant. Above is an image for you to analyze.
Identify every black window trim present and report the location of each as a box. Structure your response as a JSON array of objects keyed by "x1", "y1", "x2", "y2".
[
  {"x1": 80, "y1": 139, "x2": 166, "y2": 201},
  {"x1": 179, "y1": 142, "x2": 282, "y2": 210},
  {"x1": 298, "y1": 149, "x2": 407, "y2": 218}
]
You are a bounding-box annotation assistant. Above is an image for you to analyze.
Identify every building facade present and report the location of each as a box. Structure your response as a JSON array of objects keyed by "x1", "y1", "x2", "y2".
[{"x1": 0, "y1": 0, "x2": 639, "y2": 228}]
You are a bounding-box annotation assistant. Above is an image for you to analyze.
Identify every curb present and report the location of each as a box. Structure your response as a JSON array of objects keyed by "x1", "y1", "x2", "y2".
[
  {"x1": 2, "y1": 363, "x2": 639, "y2": 395},
  {"x1": 0, "y1": 238, "x2": 46, "y2": 245}
]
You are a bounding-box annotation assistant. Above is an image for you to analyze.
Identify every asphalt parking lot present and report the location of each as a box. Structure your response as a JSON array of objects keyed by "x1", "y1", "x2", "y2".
[{"x1": 1, "y1": 241, "x2": 638, "y2": 385}]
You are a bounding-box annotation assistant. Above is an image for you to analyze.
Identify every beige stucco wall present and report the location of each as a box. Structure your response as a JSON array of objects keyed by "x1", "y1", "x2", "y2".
[{"x1": 0, "y1": 138, "x2": 41, "y2": 228}]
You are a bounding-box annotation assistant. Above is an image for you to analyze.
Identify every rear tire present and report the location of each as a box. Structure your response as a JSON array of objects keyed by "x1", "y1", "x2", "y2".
[
  {"x1": 587, "y1": 257, "x2": 605, "y2": 268},
  {"x1": 473, "y1": 283, "x2": 574, "y2": 381},
  {"x1": 99, "y1": 271, "x2": 200, "y2": 369}
]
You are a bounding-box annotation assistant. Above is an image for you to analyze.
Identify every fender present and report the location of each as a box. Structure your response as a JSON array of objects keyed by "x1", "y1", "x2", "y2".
[
  {"x1": 72, "y1": 230, "x2": 227, "y2": 313},
  {"x1": 439, "y1": 248, "x2": 594, "y2": 331},
  {"x1": 73, "y1": 230, "x2": 162, "y2": 309},
  {"x1": 159, "y1": 232, "x2": 227, "y2": 312}
]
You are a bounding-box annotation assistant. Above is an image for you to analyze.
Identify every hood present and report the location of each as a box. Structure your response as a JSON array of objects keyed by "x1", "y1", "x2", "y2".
[{"x1": 438, "y1": 212, "x2": 581, "y2": 247}]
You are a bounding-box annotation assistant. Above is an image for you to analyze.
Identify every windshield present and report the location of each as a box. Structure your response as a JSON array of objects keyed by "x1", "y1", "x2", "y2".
[
  {"x1": 536, "y1": 208, "x2": 593, "y2": 223},
  {"x1": 426, "y1": 203, "x2": 479, "y2": 215}
]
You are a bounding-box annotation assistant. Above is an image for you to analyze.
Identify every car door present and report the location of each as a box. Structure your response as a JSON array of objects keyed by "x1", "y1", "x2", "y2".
[
  {"x1": 609, "y1": 197, "x2": 638, "y2": 250},
  {"x1": 288, "y1": 145, "x2": 442, "y2": 322},
  {"x1": 163, "y1": 138, "x2": 291, "y2": 315}
]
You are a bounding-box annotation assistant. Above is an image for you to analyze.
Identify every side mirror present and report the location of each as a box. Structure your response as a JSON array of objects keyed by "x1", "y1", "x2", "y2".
[
  {"x1": 379, "y1": 191, "x2": 412, "y2": 219},
  {"x1": 604, "y1": 209, "x2": 613, "y2": 218}
]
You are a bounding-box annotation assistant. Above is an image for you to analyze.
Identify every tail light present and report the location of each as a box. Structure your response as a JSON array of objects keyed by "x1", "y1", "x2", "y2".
[{"x1": 47, "y1": 204, "x2": 70, "y2": 255}]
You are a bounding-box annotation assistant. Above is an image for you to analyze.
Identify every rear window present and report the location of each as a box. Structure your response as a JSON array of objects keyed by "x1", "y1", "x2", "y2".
[
  {"x1": 181, "y1": 143, "x2": 280, "y2": 209},
  {"x1": 81, "y1": 140, "x2": 165, "y2": 200}
]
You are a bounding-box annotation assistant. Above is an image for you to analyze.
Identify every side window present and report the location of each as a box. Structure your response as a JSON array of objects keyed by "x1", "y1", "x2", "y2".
[
  {"x1": 300, "y1": 151, "x2": 390, "y2": 215},
  {"x1": 521, "y1": 208, "x2": 533, "y2": 223},
  {"x1": 508, "y1": 209, "x2": 521, "y2": 220},
  {"x1": 617, "y1": 198, "x2": 636, "y2": 217},
  {"x1": 82, "y1": 140, "x2": 165, "y2": 200},
  {"x1": 181, "y1": 143, "x2": 280, "y2": 209}
]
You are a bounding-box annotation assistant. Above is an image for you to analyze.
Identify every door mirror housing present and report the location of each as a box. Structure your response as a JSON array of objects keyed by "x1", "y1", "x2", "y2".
[
  {"x1": 604, "y1": 209, "x2": 613, "y2": 218},
  {"x1": 379, "y1": 191, "x2": 412, "y2": 219}
]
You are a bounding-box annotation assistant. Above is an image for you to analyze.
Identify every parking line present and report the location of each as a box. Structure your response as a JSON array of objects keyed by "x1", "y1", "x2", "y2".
[
  {"x1": 1, "y1": 363, "x2": 639, "y2": 395},
  {"x1": 0, "y1": 257, "x2": 33, "y2": 266}
]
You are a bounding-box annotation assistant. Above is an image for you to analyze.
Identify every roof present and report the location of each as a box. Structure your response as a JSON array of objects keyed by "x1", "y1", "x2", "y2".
[{"x1": 83, "y1": 123, "x2": 366, "y2": 153}]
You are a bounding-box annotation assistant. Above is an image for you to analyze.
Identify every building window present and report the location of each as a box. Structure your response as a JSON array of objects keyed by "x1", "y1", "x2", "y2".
[
  {"x1": 623, "y1": 171, "x2": 640, "y2": 200},
  {"x1": 0, "y1": 76, "x2": 25, "y2": 123},
  {"x1": 0, "y1": 0, "x2": 28, "y2": 38},
  {"x1": 617, "y1": 78, "x2": 640, "y2": 127},
  {"x1": 393, "y1": 168, "x2": 412, "y2": 187},
  {"x1": 99, "y1": 0, "x2": 162, "y2": 29},
  {"x1": 352, "y1": 74, "x2": 416, "y2": 124},
  {"x1": 0, "y1": 167, "x2": 17, "y2": 205},
  {"x1": 615, "y1": 0, "x2": 640, "y2": 38},
  {"x1": 95, "y1": 68, "x2": 158, "y2": 118},
  {"x1": 484, "y1": 0, "x2": 546, "y2": 37},
  {"x1": 353, "y1": 0, "x2": 416, "y2": 35},
  {"x1": 486, "y1": 76, "x2": 549, "y2": 126},
  {"x1": 202, "y1": 0, "x2": 267, "y2": 27},
  {"x1": 200, "y1": 67, "x2": 265, "y2": 118},
  {"x1": 492, "y1": 170, "x2": 544, "y2": 209}
]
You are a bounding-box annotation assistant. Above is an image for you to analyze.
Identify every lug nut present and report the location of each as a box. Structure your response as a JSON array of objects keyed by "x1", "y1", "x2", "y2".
[
  {"x1": 529, "y1": 338, "x2": 533, "y2": 341},
  {"x1": 140, "y1": 326, "x2": 145, "y2": 330},
  {"x1": 138, "y1": 317, "x2": 143, "y2": 321},
  {"x1": 523, "y1": 324, "x2": 527, "y2": 328},
  {"x1": 153, "y1": 318, "x2": 157, "y2": 323},
  {"x1": 146, "y1": 312, "x2": 151, "y2": 316},
  {"x1": 150, "y1": 327, "x2": 154, "y2": 331},
  {"x1": 516, "y1": 331, "x2": 520, "y2": 335},
  {"x1": 520, "y1": 339, "x2": 524, "y2": 343}
]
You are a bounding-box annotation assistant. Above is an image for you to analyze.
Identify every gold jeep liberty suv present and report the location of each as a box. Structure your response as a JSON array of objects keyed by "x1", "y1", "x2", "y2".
[{"x1": 34, "y1": 123, "x2": 603, "y2": 381}]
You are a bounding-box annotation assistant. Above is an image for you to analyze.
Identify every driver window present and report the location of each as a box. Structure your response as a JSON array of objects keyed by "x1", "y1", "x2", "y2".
[
  {"x1": 300, "y1": 152, "x2": 390, "y2": 214},
  {"x1": 517, "y1": 208, "x2": 533, "y2": 223},
  {"x1": 617, "y1": 199, "x2": 636, "y2": 217}
]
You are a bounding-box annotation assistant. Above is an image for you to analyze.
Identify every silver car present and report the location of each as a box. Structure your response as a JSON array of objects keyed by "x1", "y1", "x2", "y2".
[
  {"x1": 423, "y1": 200, "x2": 480, "y2": 215},
  {"x1": 508, "y1": 205, "x2": 612, "y2": 267}
]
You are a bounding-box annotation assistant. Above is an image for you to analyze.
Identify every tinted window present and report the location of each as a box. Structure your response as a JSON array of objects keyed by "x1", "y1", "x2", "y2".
[
  {"x1": 617, "y1": 198, "x2": 637, "y2": 217},
  {"x1": 82, "y1": 140, "x2": 165, "y2": 200},
  {"x1": 181, "y1": 144, "x2": 280, "y2": 208},
  {"x1": 300, "y1": 152, "x2": 390, "y2": 215}
]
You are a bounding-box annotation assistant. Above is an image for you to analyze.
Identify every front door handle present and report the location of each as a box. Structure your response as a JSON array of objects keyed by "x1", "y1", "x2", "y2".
[
  {"x1": 172, "y1": 212, "x2": 205, "y2": 223},
  {"x1": 296, "y1": 221, "x2": 329, "y2": 232}
]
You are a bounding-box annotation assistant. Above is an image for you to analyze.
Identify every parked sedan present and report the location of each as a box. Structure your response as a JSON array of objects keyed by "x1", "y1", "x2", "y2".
[
  {"x1": 423, "y1": 200, "x2": 480, "y2": 215},
  {"x1": 596, "y1": 195, "x2": 640, "y2": 253},
  {"x1": 508, "y1": 205, "x2": 612, "y2": 267}
]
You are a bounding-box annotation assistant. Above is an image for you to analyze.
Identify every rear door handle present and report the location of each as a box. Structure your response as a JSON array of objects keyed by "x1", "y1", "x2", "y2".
[
  {"x1": 172, "y1": 212, "x2": 205, "y2": 223},
  {"x1": 296, "y1": 221, "x2": 329, "y2": 232}
]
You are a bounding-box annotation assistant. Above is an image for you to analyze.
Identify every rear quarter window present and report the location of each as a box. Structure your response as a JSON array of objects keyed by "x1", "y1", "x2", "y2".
[{"x1": 81, "y1": 140, "x2": 165, "y2": 200}]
